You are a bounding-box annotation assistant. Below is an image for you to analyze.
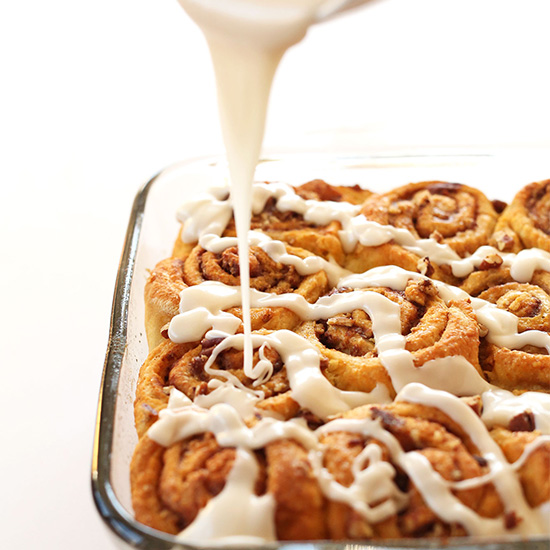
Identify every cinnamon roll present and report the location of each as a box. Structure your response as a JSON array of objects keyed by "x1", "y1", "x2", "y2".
[
  {"x1": 134, "y1": 332, "x2": 303, "y2": 439},
  {"x1": 461, "y1": 267, "x2": 550, "y2": 392},
  {"x1": 490, "y1": 179, "x2": 550, "y2": 253},
  {"x1": 130, "y1": 393, "x2": 550, "y2": 540},
  {"x1": 166, "y1": 332, "x2": 301, "y2": 420},
  {"x1": 238, "y1": 179, "x2": 371, "y2": 264},
  {"x1": 346, "y1": 181, "x2": 499, "y2": 282},
  {"x1": 296, "y1": 278, "x2": 484, "y2": 397},
  {"x1": 173, "y1": 179, "x2": 372, "y2": 264},
  {"x1": 144, "y1": 243, "x2": 330, "y2": 350}
]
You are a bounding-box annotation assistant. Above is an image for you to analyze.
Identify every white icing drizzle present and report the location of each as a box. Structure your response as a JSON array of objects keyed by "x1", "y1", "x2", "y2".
[
  {"x1": 176, "y1": 448, "x2": 277, "y2": 546},
  {"x1": 482, "y1": 388, "x2": 550, "y2": 435},
  {"x1": 199, "y1": 230, "x2": 350, "y2": 286},
  {"x1": 396, "y1": 383, "x2": 549, "y2": 535},
  {"x1": 168, "y1": 275, "x2": 490, "y2": 396},
  {"x1": 177, "y1": 181, "x2": 360, "y2": 245},
  {"x1": 340, "y1": 265, "x2": 550, "y2": 353},
  {"x1": 177, "y1": 187, "x2": 233, "y2": 243},
  {"x1": 177, "y1": 182, "x2": 550, "y2": 282},
  {"x1": 201, "y1": 331, "x2": 385, "y2": 419},
  {"x1": 348, "y1": 216, "x2": 462, "y2": 264},
  {"x1": 150, "y1": 384, "x2": 550, "y2": 539}
]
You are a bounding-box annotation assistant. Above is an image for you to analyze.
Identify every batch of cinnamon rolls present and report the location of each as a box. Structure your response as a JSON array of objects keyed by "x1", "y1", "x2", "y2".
[{"x1": 131, "y1": 178, "x2": 550, "y2": 544}]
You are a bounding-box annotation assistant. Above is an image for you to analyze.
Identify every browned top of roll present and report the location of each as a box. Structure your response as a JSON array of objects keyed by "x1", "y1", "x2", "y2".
[
  {"x1": 492, "y1": 179, "x2": 550, "y2": 252},
  {"x1": 361, "y1": 181, "x2": 498, "y2": 257}
]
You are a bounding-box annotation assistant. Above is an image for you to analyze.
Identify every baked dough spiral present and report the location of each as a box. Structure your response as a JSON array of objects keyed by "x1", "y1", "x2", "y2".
[
  {"x1": 346, "y1": 181, "x2": 499, "y2": 282},
  {"x1": 144, "y1": 243, "x2": 329, "y2": 350},
  {"x1": 490, "y1": 179, "x2": 550, "y2": 253},
  {"x1": 172, "y1": 179, "x2": 372, "y2": 264},
  {"x1": 461, "y1": 267, "x2": 550, "y2": 392},
  {"x1": 135, "y1": 331, "x2": 304, "y2": 439},
  {"x1": 296, "y1": 278, "x2": 484, "y2": 397}
]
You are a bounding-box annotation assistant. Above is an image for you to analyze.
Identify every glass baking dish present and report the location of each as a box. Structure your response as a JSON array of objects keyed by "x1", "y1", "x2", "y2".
[{"x1": 91, "y1": 151, "x2": 550, "y2": 550}]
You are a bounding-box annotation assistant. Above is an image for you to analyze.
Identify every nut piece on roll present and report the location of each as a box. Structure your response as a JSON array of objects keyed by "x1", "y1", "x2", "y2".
[{"x1": 346, "y1": 181, "x2": 499, "y2": 283}]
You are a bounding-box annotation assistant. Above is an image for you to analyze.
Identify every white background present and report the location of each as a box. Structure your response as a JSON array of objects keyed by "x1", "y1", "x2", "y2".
[{"x1": 1, "y1": 0, "x2": 549, "y2": 548}]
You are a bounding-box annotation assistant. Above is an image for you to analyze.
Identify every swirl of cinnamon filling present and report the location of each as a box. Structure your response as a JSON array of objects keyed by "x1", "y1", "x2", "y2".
[
  {"x1": 461, "y1": 267, "x2": 550, "y2": 392},
  {"x1": 296, "y1": 279, "x2": 483, "y2": 397},
  {"x1": 172, "y1": 179, "x2": 372, "y2": 263},
  {"x1": 490, "y1": 179, "x2": 550, "y2": 253},
  {"x1": 144, "y1": 243, "x2": 329, "y2": 350},
  {"x1": 346, "y1": 181, "x2": 499, "y2": 282}
]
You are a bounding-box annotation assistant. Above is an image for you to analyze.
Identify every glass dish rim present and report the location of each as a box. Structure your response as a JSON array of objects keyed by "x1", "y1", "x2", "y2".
[{"x1": 91, "y1": 152, "x2": 550, "y2": 550}]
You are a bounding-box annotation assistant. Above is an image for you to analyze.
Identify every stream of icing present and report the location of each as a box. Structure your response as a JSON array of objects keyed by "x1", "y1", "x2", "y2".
[{"x1": 175, "y1": 0, "x2": 377, "y2": 383}]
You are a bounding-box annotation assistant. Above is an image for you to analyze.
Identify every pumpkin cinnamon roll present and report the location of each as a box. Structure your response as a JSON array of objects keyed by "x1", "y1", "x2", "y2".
[
  {"x1": 130, "y1": 432, "x2": 327, "y2": 539},
  {"x1": 167, "y1": 332, "x2": 302, "y2": 421},
  {"x1": 130, "y1": 392, "x2": 549, "y2": 540},
  {"x1": 144, "y1": 243, "x2": 330, "y2": 350},
  {"x1": 490, "y1": 179, "x2": 550, "y2": 253},
  {"x1": 296, "y1": 278, "x2": 485, "y2": 397},
  {"x1": 346, "y1": 181, "x2": 499, "y2": 283},
  {"x1": 173, "y1": 179, "x2": 372, "y2": 264},
  {"x1": 238, "y1": 179, "x2": 371, "y2": 265},
  {"x1": 135, "y1": 332, "x2": 302, "y2": 438},
  {"x1": 461, "y1": 267, "x2": 550, "y2": 392}
]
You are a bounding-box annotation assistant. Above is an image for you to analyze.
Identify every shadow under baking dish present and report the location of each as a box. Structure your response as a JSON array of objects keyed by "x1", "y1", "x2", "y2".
[{"x1": 91, "y1": 152, "x2": 550, "y2": 550}]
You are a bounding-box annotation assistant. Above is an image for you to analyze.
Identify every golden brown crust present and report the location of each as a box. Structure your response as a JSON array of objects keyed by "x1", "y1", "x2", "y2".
[
  {"x1": 490, "y1": 179, "x2": 550, "y2": 253},
  {"x1": 461, "y1": 267, "x2": 550, "y2": 392},
  {"x1": 131, "y1": 433, "x2": 236, "y2": 534},
  {"x1": 134, "y1": 340, "x2": 196, "y2": 438},
  {"x1": 144, "y1": 257, "x2": 187, "y2": 350},
  {"x1": 265, "y1": 439, "x2": 328, "y2": 540},
  {"x1": 490, "y1": 427, "x2": 550, "y2": 507},
  {"x1": 293, "y1": 179, "x2": 372, "y2": 205}
]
